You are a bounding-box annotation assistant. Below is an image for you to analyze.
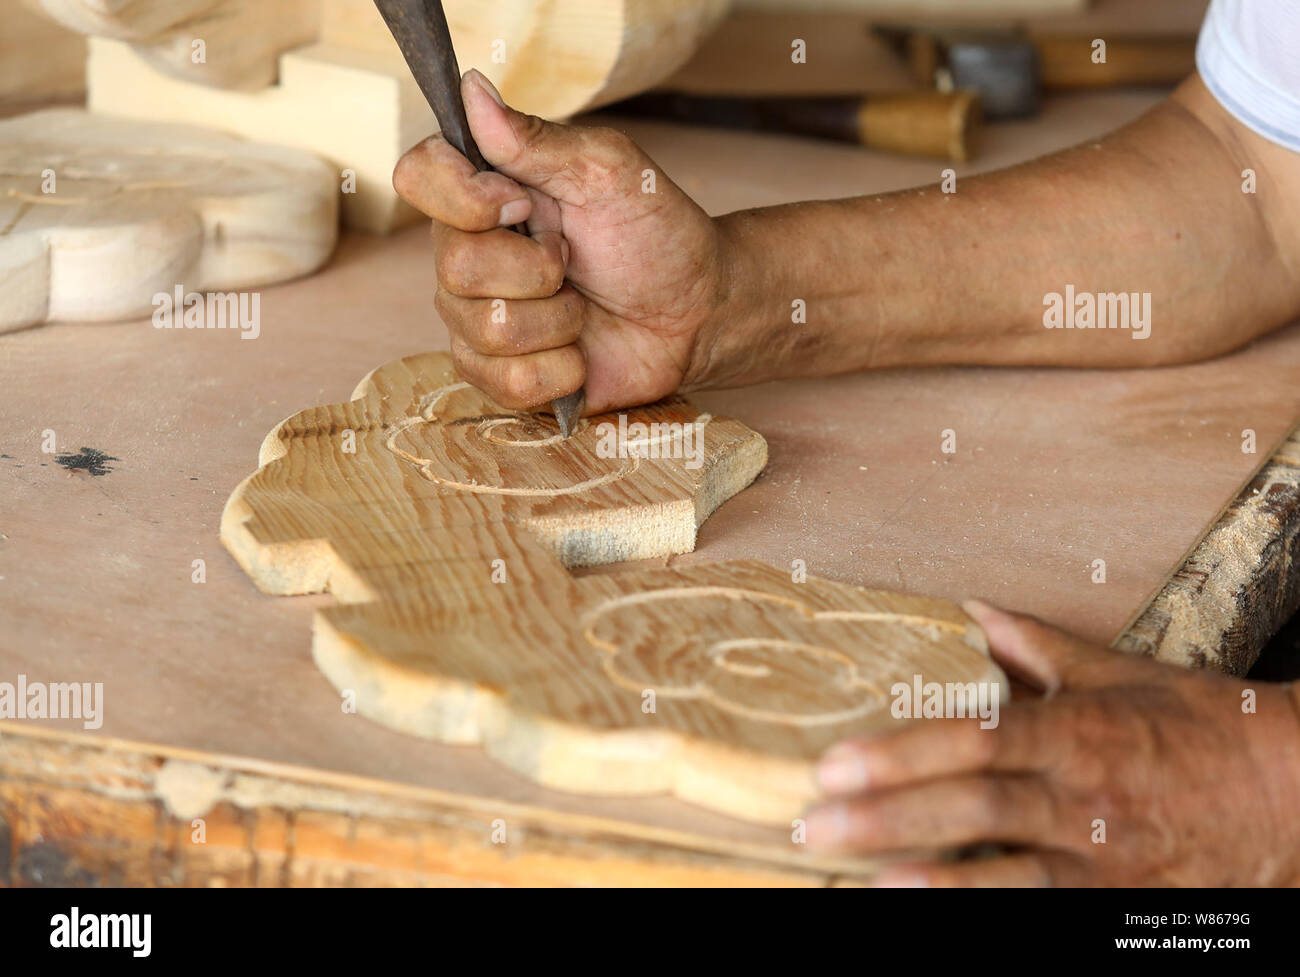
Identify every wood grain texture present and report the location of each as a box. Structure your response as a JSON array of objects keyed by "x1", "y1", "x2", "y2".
[
  {"x1": 1, "y1": 0, "x2": 86, "y2": 110},
  {"x1": 221, "y1": 352, "x2": 1004, "y2": 825},
  {"x1": 321, "y1": 0, "x2": 732, "y2": 119},
  {"x1": 0, "y1": 108, "x2": 337, "y2": 331},
  {"x1": 8, "y1": 94, "x2": 1300, "y2": 885},
  {"x1": 80, "y1": 1, "x2": 729, "y2": 232},
  {"x1": 36, "y1": 0, "x2": 319, "y2": 90},
  {"x1": 0, "y1": 725, "x2": 872, "y2": 886},
  {"x1": 1117, "y1": 423, "x2": 1300, "y2": 675},
  {"x1": 86, "y1": 37, "x2": 432, "y2": 234}
]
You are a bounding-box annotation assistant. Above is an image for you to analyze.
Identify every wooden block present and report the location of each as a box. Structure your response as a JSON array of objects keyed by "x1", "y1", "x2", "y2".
[
  {"x1": 83, "y1": 0, "x2": 743, "y2": 232},
  {"x1": 36, "y1": 0, "x2": 319, "y2": 90},
  {"x1": 84, "y1": 1, "x2": 733, "y2": 232},
  {"x1": 0, "y1": 108, "x2": 338, "y2": 331},
  {"x1": 221, "y1": 352, "x2": 1005, "y2": 825},
  {"x1": 1, "y1": 0, "x2": 86, "y2": 110},
  {"x1": 320, "y1": 0, "x2": 733, "y2": 119},
  {"x1": 87, "y1": 38, "x2": 430, "y2": 234},
  {"x1": 35, "y1": 0, "x2": 217, "y2": 38}
]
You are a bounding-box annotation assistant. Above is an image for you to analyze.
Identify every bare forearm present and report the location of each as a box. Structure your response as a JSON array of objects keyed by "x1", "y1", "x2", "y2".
[{"x1": 693, "y1": 77, "x2": 1300, "y2": 388}]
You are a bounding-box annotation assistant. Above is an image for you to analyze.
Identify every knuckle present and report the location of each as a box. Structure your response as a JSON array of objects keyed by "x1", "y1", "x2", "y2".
[
  {"x1": 972, "y1": 779, "x2": 1010, "y2": 829},
  {"x1": 435, "y1": 238, "x2": 476, "y2": 293},
  {"x1": 392, "y1": 155, "x2": 417, "y2": 199},
  {"x1": 434, "y1": 290, "x2": 471, "y2": 336},
  {"x1": 393, "y1": 136, "x2": 441, "y2": 196},
  {"x1": 537, "y1": 246, "x2": 566, "y2": 294},
  {"x1": 455, "y1": 176, "x2": 503, "y2": 231},
  {"x1": 392, "y1": 148, "x2": 422, "y2": 198},
  {"x1": 478, "y1": 303, "x2": 517, "y2": 354},
  {"x1": 499, "y1": 358, "x2": 544, "y2": 407},
  {"x1": 847, "y1": 801, "x2": 883, "y2": 840},
  {"x1": 449, "y1": 342, "x2": 481, "y2": 383},
  {"x1": 558, "y1": 288, "x2": 587, "y2": 338},
  {"x1": 968, "y1": 719, "x2": 1001, "y2": 767},
  {"x1": 514, "y1": 112, "x2": 549, "y2": 154},
  {"x1": 590, "y1": 125, "x2": 635, "y2": 159},
  {"x1": 581, "y1": 127, "x2": 637, "y2": 191}
]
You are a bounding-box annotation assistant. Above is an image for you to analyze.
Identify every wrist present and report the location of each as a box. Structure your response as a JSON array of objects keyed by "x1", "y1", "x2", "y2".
[{"x1": 683, "y1": 210, "x2": 776, "y2": 391}]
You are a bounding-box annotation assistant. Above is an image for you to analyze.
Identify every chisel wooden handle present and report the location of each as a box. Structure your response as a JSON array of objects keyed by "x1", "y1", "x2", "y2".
[
  {"x1": 372, "y1": 0, "x2": 584, "y2": 436},
  {"x1": 611, "y1": 91, "x2": 981, "y2": 162},
  {"x1": 1034, "y1": 35, "x2": 1197, "y2": 90}
]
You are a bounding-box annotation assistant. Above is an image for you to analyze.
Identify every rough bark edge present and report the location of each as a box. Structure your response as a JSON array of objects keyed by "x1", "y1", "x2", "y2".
[{"x1": 1115, "y1": 423, "x2": 1300, "y2": 675}]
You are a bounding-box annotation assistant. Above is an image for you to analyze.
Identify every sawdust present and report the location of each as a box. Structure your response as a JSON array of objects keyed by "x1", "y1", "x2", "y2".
[{"x1": 1117, "y1": 430, "x2": 1300, "y2": 674}]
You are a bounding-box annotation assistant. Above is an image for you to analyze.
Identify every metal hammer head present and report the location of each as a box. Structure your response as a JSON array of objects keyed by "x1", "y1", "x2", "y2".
[
  {"x1": 944, "y1": 36, "x2": 1040, "y2": 119},
  {"x1": 875, "y1": 26, "x2": 1041, "y2": 120}
]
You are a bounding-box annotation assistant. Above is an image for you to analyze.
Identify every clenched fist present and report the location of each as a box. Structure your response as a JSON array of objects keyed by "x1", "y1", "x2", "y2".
[{"x1": 393, "y1": 69, "x2": 728, "y2": 416}]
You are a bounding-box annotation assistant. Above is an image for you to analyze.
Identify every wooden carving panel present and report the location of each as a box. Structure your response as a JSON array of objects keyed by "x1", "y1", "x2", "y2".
[
  {"x1": 0, "y1": 108, "x2": 337, "y2": 332},
  {"x1": 222, "y1": 353, "x2": 1004, "y2": 824}
]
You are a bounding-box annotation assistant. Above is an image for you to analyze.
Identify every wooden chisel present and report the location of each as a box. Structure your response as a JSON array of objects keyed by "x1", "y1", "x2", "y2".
[{"x1": 372, "y1": 0, "x2": 585, "y2": 438}]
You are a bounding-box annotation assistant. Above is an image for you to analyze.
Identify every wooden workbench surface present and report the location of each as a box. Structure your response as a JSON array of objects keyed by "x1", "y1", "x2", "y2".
[{"x1": 3, "y1": 91, "x2": 1300, "y2": 886}]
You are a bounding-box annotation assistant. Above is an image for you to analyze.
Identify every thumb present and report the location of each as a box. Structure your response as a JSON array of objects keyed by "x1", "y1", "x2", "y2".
[
  {"x1": 461, "y1": 69, "x2": 599, "y2": 203},
  {"x1": 961, "y1": 599, "x2": 1131, "y2": 695}
]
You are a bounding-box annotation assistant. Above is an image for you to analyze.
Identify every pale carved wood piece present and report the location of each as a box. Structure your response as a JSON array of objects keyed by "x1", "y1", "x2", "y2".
[
  {"x1": 320, "y1": 0, "x2": 733, "y2": 120},
  {"x1": 0, "y1": 108, "x2": 338, "y2": 331},
  {"x1": 222, "y1": 353, "x2": 1005, "y2": 824},
  {"x1": 84, "y1": 1, "x2": 733, "y2": 233},
  {"x1": 35, "y1": 0, "x2": 320, "y2": 89},
  {"x1": 3, "y1": 0, "x2": 86, "y2": 108}
]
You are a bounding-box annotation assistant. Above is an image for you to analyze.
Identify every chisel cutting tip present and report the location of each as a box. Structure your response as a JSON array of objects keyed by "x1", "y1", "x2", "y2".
[{"x1": 552, "y1": 389, "x2": 584, "y2": 439}]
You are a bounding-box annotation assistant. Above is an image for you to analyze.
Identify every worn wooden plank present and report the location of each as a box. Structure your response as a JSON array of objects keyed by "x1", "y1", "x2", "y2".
[{"x1": 0, "y1": 725, "x2": 869, "y2": 887}]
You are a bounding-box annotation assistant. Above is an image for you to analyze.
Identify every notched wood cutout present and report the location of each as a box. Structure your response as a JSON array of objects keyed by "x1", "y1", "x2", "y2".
[{"x1": 222, "y1": 352, "x2": 1005, "y2": 824}]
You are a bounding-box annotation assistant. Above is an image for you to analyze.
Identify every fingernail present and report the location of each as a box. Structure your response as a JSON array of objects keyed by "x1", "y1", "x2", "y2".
[
  {"x1": 499, "y1": 198, "x2": 530, "y2": 226},
  {"x1": 817, "y1": 753, "x2": 870, "y2": 794},
  {"x1": 961, "y1": 598, "x2": 1010, "y2": 634},
  {"x1": 871, "y1": 869, "x2": 930, "y2": 888},
  {"x1": 464, "y1": 68, "x2": 506, "y2": 108},
  {"x1": 559, "y1": 237, "x2": 571, "y2": 267},
  {"x1": 802, "y1": 806, "x2": 849, "y2": 848}
]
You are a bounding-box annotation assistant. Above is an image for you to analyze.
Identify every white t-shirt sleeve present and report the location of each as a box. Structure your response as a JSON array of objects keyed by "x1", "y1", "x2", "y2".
[{"x1": 1196, "y1": 0, "x2": 1300, "y2": 152}]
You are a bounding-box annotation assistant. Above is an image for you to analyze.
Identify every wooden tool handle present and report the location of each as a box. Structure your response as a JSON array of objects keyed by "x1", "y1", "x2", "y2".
[
  {"x1": 856, "y1": 90, "x2": 980, "y2": 162},
  {"x1": 372, "y1": 0, "x2": 582, "y2": 434},
  {"x1": 1034, "y1": 35, "x2": 1196, "y2": 90},
  {"x1": 613, "y1": 91, "x2": 980, "y2": 162}
]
